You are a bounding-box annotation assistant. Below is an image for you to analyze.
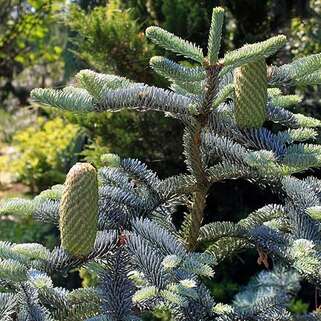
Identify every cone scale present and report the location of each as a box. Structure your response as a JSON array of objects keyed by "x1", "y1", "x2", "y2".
[
  {"x1": 234, "y1": 59, "x2": 268, "y2": 128},
  {"x1": 59, "y1": 163, "x2": 98, "y2": 257}
]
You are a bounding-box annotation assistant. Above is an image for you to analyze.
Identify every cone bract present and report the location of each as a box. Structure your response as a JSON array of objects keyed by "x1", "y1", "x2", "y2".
[
  {"x1": 234, "y1": 59, "x2": 268, "y2": 128},
  {"x1": 59, "y1": 162, "x2": 98, "y2": 257}
]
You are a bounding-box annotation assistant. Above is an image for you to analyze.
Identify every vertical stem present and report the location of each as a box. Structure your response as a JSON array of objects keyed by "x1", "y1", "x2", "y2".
[
  {"x1": 187, "y1": 190, "x2": 208, "y2": 250},
  {"x1": 186, "y1": 63, "x2": 222, "y2": 251},
  {"x1": 203, "y1": 63, "x2": 223, "y2": 114}
]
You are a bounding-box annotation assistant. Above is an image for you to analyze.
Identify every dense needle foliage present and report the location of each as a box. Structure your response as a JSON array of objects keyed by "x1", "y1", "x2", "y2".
[{"x1": 1, "y1": 6, "x2": 321, "y2": 321}]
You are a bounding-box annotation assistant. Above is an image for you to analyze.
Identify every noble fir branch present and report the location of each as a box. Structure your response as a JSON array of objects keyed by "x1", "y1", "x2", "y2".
[
  {"x1": 268, "y1": 54, "x2": 321, "y2": 87},
  {"x1": 31, "y1": 87, "x2": 95, "y2": 112},
  {"x1": 32, "y1": 84, "x2": 193, "y2": 116},
  {"x1": 223, "y1": 35, "x2": 287, "y2": 68},
  {"x1": 149, "y1": 56, "x2": 206, "y2": 82},
  {"x1": 3, "y1": 5, "x2": 321, "y2": 321},
  {"x1": 270, "y1": 94, "x2": 302, "y2": 108},
  {"x1": 295, "y1": 113, "x2": 321, "y2": 128},
  {"x1": 207, "y1": 7, "x2": 224, "y2": 65},
  {"x1": 213, "y1": 83, "x2": 234, "y2": 108},
  {"x1": 297, "y1": 69, "x2": 321, "y2": 86},
  {"x1": 0, "y1": 198, "x2": 36, "y2": 217},
  {"x1": 76, "y1": 69, "x2": 134, "y2": 93},
  {"x1": 145, "y1": 26, "x2": 204, "y2": 63},
  {"x1": 280, "y1": 53, "x2": 321, "y2": 80}
]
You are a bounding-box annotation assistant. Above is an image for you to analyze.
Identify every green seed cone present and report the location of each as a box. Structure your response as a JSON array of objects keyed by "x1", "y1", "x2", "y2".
[
  {"x1": 59, "y1": 162, "x2": 98, "y2": 257},
  {"x1": 234, "y1": 59, "x2": 268, "y2": 128}
]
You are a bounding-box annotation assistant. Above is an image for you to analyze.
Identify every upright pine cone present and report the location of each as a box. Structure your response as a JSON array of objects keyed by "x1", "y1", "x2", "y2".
[
  {"x1": 59, "y1": 163, "x2": 98, "y2": 257},
  {"x1": 234, "y1": 59, "x2": 268, "y2": 128}
]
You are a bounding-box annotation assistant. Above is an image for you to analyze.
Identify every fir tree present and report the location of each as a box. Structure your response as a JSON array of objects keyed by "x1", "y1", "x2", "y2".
[{"x1": 2, "y1": 6, "x2": 321, "y2": 321}]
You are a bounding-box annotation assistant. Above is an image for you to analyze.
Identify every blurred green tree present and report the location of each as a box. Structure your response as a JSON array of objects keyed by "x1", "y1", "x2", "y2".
[
  {"x1": 66, "y1": 0, "x2": 155, "y2": 82},
  {"x1": 0, "y1": 0, "x2": 65, "y2": 105},
  {"x1": 0, "y1": 117, "x2": 85, "y2": 191},
  {"x1": 61, "y1": 0, "x2": 183, "y2": 176},
  {"x1": 75, "y1": 0, "x2": 107, "y2": 11}
]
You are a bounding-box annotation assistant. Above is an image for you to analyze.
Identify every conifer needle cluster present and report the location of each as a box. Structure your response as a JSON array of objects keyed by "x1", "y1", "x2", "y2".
[{"x1": 1, "y1": 7, "x2": 321, "y2": 321}]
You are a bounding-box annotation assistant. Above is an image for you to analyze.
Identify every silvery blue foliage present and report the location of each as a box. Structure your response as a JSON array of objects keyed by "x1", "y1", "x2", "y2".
[{"x1": 1, "y1": 6, "x2": 321, "y2": 321}]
